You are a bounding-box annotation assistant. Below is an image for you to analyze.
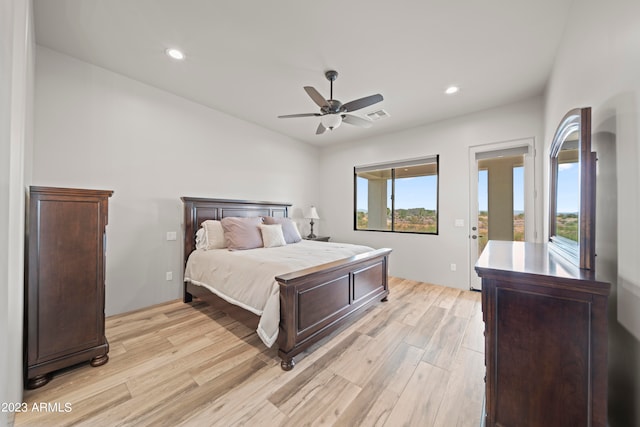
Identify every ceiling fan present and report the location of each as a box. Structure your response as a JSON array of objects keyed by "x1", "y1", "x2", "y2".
[{"x1": 278, "y1": 70, "x2": 384, "y2": 135}]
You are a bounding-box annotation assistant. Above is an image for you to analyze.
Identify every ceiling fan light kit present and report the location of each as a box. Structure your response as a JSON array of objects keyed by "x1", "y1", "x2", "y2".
[
  {"x1": 321, "y1": 114, "x2": 342, "y2": 130},
  {"x1": 278, "y1": 70, "x2": 384, "y2": 135}
]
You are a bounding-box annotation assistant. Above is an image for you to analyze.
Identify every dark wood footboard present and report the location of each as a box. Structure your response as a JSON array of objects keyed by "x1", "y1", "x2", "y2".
[{"x1": 275, "y1": 248, "x2": 391, "y2": 370}]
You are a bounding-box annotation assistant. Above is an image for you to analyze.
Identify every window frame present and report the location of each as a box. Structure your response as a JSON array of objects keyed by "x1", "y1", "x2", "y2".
[{"x1": 353, "y1": 155, "x2": 439, "y2": 235}]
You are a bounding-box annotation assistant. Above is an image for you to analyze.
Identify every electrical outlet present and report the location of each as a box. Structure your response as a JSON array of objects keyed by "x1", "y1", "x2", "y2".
[
  {"x1": 450, "y1": 263, "x2": 457, "y2": 271},
  {"x1": 166, "y1": 271, "x2": 173, "y2": 281},
  {"x1": 166, "y1": 231, "x2": 177, "y2": 241}
]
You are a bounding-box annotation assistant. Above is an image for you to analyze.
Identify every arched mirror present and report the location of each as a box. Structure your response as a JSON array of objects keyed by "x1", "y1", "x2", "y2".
[{"x1": 549, "y1": 107, "x2": 596, "y2": 269}]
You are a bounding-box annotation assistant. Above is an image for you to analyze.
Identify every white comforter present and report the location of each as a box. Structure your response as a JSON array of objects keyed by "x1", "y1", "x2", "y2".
[{"x1": 183, "y1": 240, "x2": 374, "y2": 347}]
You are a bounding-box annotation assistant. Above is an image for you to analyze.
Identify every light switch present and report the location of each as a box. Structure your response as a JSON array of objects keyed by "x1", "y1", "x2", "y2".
[
  {"x1": 454, "y1": 219, "x2": 464, "y2": 227},
  {"x1": 166, "y1": 231, "x2": 177, "y2": 241}
]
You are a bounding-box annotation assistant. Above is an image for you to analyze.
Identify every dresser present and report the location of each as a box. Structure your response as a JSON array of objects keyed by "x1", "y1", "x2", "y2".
[
  {"x1": 475, "y1": 241, "x2": 609, "y2": 427},
  {"x1": 25, "y1": 186, "x2": 113, "y2": 389}
]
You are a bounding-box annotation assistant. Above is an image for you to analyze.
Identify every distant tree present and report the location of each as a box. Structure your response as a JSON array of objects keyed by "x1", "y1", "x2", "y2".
[{"x1": 356, "y1": 211, "x2": 368, "y2": 228}]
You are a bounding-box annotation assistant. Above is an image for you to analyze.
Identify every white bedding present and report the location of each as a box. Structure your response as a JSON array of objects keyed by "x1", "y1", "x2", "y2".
[{"x1": 183, "y1": 240, "x2": 374, "y2": 347}]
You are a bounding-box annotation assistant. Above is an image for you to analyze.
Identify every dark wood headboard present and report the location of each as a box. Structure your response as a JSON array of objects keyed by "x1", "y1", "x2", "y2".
[{"x1": 181, "y1": 197, "x2": 291, "y2": 267}]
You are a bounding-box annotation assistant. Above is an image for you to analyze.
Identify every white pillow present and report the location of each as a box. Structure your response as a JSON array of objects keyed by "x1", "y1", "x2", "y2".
[
  {"x1": 259, "y1": 224, "x2": 287, "y2": 248},
  {"x1": 201, "y1": 220, "x2": 226, "y2": 249},
  {"x1": 262, "y1": 216, "x2": 302, "y2": 244},
  {"x1": 195, "y1": 228, "x2": 207, "y2": 250}
]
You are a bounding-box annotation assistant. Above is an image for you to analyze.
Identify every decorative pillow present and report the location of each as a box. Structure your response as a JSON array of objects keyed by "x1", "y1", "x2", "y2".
[
  {"x1": 259, "y1": 224, "x2": 287, "y2": 248},
  {"x1": 195, "y1": 228, "x2": 207, "y2": 250},
  {"x1": 262, "y1": 216, "x2": 302, "y2": 244},
  {"x1": 221, "y1": 216, "x2": 263, "y2": 250},
  {"x1": 201, "y1": 220, "x2": 226, "y2": 249}
]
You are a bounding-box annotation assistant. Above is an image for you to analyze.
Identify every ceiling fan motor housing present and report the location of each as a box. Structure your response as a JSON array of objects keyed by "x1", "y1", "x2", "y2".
[
  {"x1": 325, "y1": 70, "x2": 338, "y2": 81},
  {"x1": 322, "y1": 99, "x2": 343, "y2": 114}
]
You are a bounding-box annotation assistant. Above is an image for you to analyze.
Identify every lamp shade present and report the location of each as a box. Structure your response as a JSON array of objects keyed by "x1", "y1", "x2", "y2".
[
  {"x1": 305, "y1": 206, "x2": 320, "y2": 220},
  {"x1": 320, "y1": 114, "x2": 342, "y2": 130}
]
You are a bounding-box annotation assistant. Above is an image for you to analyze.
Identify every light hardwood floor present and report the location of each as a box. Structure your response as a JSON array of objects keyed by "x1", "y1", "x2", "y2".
[{"x1": 15, "y1": 277, "x2": 485, "y2": 426}]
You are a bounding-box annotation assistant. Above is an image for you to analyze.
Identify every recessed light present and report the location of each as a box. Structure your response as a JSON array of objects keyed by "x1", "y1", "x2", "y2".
[
  {"x1": 165, "y1": 48, "x2": 185, "y2": 60},
  {"x1": 445, "y1": 86, "x2": 460, "y2": 95}
]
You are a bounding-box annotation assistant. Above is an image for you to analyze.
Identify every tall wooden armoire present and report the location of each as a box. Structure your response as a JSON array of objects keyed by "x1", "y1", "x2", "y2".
[{"x1": 25, "y1": 186, "x2": 113, "y2": 389}]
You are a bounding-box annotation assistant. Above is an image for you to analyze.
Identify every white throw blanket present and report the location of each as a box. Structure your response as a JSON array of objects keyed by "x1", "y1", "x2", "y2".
[{"x1": 183, "y1": 240, "x2": 374, "y2": 347}]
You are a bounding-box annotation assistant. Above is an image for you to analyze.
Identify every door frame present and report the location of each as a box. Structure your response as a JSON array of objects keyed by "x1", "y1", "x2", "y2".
[{"x1": 469, "y1": 138, "x2": 536, "y2": 290}]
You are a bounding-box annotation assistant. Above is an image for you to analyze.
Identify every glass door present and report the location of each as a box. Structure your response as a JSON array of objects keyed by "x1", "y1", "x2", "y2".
[{"x1": 469, "y1": 140, "x2": 534, "y2": 290}]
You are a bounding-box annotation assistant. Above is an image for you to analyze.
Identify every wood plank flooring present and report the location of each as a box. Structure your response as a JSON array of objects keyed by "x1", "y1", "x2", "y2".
[{"x1": 15, "y1": 277, "x2": 484, "y2": 427}]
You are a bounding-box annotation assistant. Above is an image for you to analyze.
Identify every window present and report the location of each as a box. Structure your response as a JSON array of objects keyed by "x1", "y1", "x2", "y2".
[{"x1": 354, "y1": 156, "x2": 439, "y2": 234}]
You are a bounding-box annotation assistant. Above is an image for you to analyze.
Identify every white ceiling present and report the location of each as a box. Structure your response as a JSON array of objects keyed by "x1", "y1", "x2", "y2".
[{"x1": 33, "y1": 0, "x2": 572, "y2": 146}]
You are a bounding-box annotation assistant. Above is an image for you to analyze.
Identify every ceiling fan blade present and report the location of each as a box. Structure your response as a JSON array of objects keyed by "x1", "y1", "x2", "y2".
[
  {"x1": 278, "y1": 113, "x2": 322, "y2": 118},
  {"x1": 304, "y1": 86, "x2": 330, "y2": 108},
  {"x1": 316, "y1": 122, "x2": 327, "y2": 135},
  {"x1": 342, "y1": 94, "x2": 384, "y2": 112},
  {"x1": 342, "y1": 114, "x2": 373, "y2": 128}
]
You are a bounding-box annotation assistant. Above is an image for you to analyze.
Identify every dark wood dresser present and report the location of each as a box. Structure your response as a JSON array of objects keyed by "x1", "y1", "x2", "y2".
[
  {"x1": 475, "y1": 241, "x2": 609, "y2": 427},
  {"x1": 25, "y1": 186, "x2": 113, "y2": 389}
]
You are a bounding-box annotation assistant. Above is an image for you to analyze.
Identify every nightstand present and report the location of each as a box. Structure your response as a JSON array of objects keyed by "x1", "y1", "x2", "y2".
[{"x1": 304, "y1": 236, "x2": 330, "y2": 242}]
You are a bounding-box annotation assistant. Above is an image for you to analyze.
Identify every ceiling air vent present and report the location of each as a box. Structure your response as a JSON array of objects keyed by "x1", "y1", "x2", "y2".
[{"x1": 367, "y1": 109, "x2": 390, "y2": 121}]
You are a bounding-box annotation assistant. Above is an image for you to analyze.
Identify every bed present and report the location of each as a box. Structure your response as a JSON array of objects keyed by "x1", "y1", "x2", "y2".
[{"x1": 181, "y1": 197, "x2": 392, "y2": 370}]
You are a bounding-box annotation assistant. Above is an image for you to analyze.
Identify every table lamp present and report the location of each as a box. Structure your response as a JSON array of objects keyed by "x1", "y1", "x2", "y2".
[{"x1": 305, "y1": 206, "x2": 320, "y2": 239}]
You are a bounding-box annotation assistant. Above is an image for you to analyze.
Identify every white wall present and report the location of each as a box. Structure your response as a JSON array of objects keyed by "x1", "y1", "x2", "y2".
[
  {"x1": 319, "y1": 96, "x2": 544, "y2": 290},
  {"x1": 34, "y1": 47, "x2": 320, "y2": 316},
  {"x1": 544, "y1": 0, "x2": 640, "y2": 423},
  {"x1": 1, "y1": 0, "x2": 33, "y2": 425}
]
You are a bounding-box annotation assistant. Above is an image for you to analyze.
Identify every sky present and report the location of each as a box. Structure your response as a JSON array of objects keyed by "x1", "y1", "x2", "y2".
[
  {"x1": 356, "y1": 175, "x2": 438, "y2": 210},
  {"x1": 358, "y1": 163, "x2": 578, "y2": 214},
  {"x1": 556, "y1": 162, "x2": 580, "y2": 213},
  {"x1": 479, "y1": 164, "x2": 578, "y2": 213},
  {"x1": 394, "y1": 176, "x2": 438, "y2": 209}
]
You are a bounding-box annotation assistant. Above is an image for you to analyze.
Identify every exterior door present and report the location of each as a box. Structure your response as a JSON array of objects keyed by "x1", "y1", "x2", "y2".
[{"x1": 469, "y1": 139, "x2": 535, "y2": 290}]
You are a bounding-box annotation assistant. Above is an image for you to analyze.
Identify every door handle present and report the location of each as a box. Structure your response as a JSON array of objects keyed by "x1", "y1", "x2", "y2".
[{"x1": 472, "y1": 235, "x2": 485, "y2": 239}]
